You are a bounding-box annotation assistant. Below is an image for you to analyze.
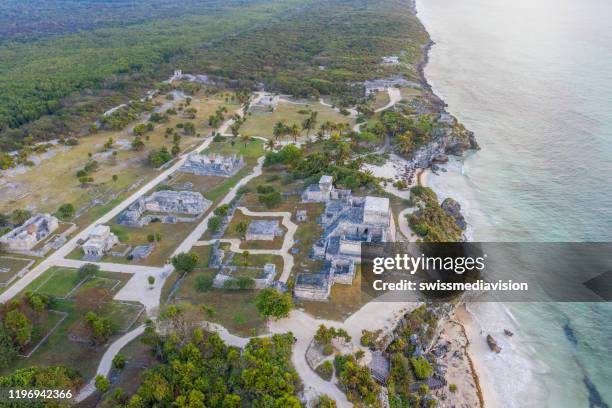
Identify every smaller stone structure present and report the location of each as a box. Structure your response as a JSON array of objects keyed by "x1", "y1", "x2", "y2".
[
  {"x1": 82, "y1": 225, "x2": 119, "y2": 260},
  {"x1": 213, "y1": 263, "x2": 276, "y2": 289},
  {"x1": 130, "y1": 244, "x2": 155, "y2": 260},
  {"x1": 369, "y1": 351, "x2": 390, "y2": 383},
  {"x1": 302, "y1": 175, "x2": 351, "y2": 203},
  {"x1": 296, "y1": 210, "x2": 308, "y2": 222},
  {"x1": 180, "y1": 153, "x2": 245, "y2": 177},
  {"x1": 330, "y1": 258, "x2": 356, "y2": 285},
  {"x1": 381, "y1": 56, "x2": 400, "y2": 64},
  {"x1": 294, "y1": 273, "x2": 332, "y2": 301},
  {"x1": 249, "y1": 93, "x2": 279, "y2": 113},
  {"x1": 0, "y1": 214, "x2": 59, "y2": 252},
  {"x1": 245, "y1": 220, "x2": 283, "y2": 241}
]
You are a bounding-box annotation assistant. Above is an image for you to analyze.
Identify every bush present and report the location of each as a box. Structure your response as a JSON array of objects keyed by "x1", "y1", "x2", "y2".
[
  {"x1": 316, "y1": 361, "x2": 334, "y2": 381},
  {"x1": 207, "y1": 216, "x2": 222, "y2": 232},
  {"x1": 171, "y1": 252, "x2": 199, "y2": 274},
  {"x1": 255, "y1": 288, "x2": 293, "y2": 319},
  {"x1": 258, "y1": 191, "x2": 282, "y2": 208},
  {"x1": 112, "y1": 354, "x2": 126, "y2": 370},
  {"x1": 95, "y1": 375, "x2": 110, "y2": 393},
  {"x1": 195, "y1": 275, "x2": 214, "y2": 292},
  {"x1": 256, "y1": 184, "x2": 275, "y2": 194},
  {"x1": 214, "y1": 204, "x2": 229, "y2": 217},
  {"x1": 410, "y1": 356, "x2": 433, "y2": 380},
  {"x1": 78, "y1": 263, "x2": 99, "y2": 280},
  {"x1": 322, "y1": 343, "x2": 334, "y2": 356},
  {"x1": 57, "y1": 203, "x2": 75, "y2": 220},
  {"x1": 449, "y1": 383, "x2": 457, "y2": 393}
]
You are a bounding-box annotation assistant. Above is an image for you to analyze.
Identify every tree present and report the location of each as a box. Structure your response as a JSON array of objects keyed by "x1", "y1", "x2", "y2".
[
  {"x1": 132, "y1": 137, "x2": 145, "y2": 151},
  {"x1": 95, "y1": 375, "x2": 110, "y2": 393},
  {"x1": 0, "y1": 325, "x2": 18, "y2": 368},
  {"x1": 85, "y1": 312, "x2": 113, "y2": 344},
  {"x1": 235, "y1": 221, "x2": 248, "y2": 238},
  {"x1": 242, "y1": 250, "x2": 250, "y2": 266},
  {"x1": 112, "y1": 174, "x2": 118, "y2": 182},
  {"x1": 57, "y1": 203, "x2": 75, "y2": 220},
  {"x1": 255, "y1": 288, "x2": 293, "y2": 319},
  {"x1": 273, "y1": 121, "x2": 286, "y2": 142},
  {"x1": 171, "y1": 252, "x2": 199, "y2": 274},
  {"x1": 265, "y1": 138, "x2": 276, "y2": 151},
  {"x1": 207, "y1": 215, "x2": 222, "y2": 232},
  {"x1": 148, "y1": 275, "x2": 155, "y2": 288},
  {"x1": 213, "y1": 204, "x2": 229, "y2": 217},
  {"x1": 10, "y1": 209, "x2": 31, "y2": 226},
  {"x1": 289, "y1": 123, "x2": 300, "y2": 143},
  {"x1": 78, "y1": 263, "x2": 99, "y2": 280},
  {"x1": 112, "y1": 354, "x2": 126, "y2": 370},
  {"x1": 4, "y1": 310, "x2": 32, "y2": 348}
]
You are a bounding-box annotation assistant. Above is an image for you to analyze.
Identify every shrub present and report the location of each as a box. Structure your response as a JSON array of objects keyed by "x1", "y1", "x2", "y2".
[
  {"x1": 195, "y1": 275, "x2": 214, "y2": 292},
  {"x1": 78, "y1": 263, "x2": 99, "y2": 280},
  {"x1": 207, "y1": 216, "x2": 222, "y2": 232},
  {"x1": 214, "y1": 204, "x2": 229, "y2": 217},
  {"x1": 112, "y1": 354, "x2": 126, "y2": 370},
  {"x1": 256, "y1": 185, "x2": 275, "y2": 194},
  {"x1": 316, "y1": 361, "x2": 334, "y2": 381},
  {"x1": 410, "y1": 356, "x2": 433, "y2": 380},
  {"x1": 322, "y1": 343, "x2": 334, "y2": 356},
  {"x1": 95, "y1": 375, "x2": 110, "y2": 393},
  {"x1": 449, "y1": 383, "x2": 457, "y2": 393},
  {"x1": 258, "y1": 191, "x2": 282, "y2": 208},
  {"x1": 255, "y1": 288, "x2": 293, "y2": 319},
  {"x1": 57, "y1": 203, "x2": 75, "y2": 220}
]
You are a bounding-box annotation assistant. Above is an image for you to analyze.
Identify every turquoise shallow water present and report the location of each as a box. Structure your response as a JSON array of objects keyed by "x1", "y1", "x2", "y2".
[{"x1": 416, "y1": 0, "x2": 612, "y2": 405}]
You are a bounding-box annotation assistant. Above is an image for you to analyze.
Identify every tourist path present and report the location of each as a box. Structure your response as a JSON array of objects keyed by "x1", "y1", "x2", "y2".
[
  {"x1": 194, "y1": 206, "x2": 296, "y2": 284},
  {"x1": 75, "y1": 324, "x2": 146, "y2": 403}
]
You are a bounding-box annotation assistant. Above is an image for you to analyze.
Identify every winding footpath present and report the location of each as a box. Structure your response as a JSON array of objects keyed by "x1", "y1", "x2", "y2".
[{"x1": 194, "y1": 206, "x2": 297, "y2": 283}]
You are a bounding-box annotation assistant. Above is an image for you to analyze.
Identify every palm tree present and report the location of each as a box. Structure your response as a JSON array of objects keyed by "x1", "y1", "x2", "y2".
[
  {"x1": 265, "y1": 139, "x2": 276, "y2": 151},
  {"x1": 273, "y1": 121, "x2": 285, "y2": 142},
  {"x1": 289, "y1": 124, "x2": 300, "y2": 143},
  {"x1": 240, "y1": 134, "x2": 252, "y2": 148},
  {"x1": 396, "y1": 131, "x2": 414, "y2": 155}
]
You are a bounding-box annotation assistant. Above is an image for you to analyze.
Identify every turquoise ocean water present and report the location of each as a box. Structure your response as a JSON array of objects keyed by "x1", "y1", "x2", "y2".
[{"x1": 416, "y1": 0, "x2": 612, "y2": 406}]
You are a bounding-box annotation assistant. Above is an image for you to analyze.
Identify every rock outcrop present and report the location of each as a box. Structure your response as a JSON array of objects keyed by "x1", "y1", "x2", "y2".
[
  {"x1": 441, "y1": 198, "x2": 467, "y2": 230},
  {"x1": 486, "y1": 334, "x2": 501, "y2": 353}
]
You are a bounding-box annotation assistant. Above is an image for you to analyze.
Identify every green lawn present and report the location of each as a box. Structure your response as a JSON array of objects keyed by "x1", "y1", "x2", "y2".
[
  {"x1": 33, "y1": 267, "x2": 82, "y2": 298},
  {"x1": 0, "y1": 256, "x2": 33, "y2": 286}
]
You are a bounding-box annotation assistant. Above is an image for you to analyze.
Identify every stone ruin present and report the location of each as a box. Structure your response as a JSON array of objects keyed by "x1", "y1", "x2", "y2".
[
  {"x1": 82, "y1": 224, "x2": 119, "y2": 261},
  {"x1": 118, "y1": 190, "x2": 211, "y2": 227},
  {"x1": 180, "y1": 153, "x2": 245, "y2": 177},
  {"x1": 0, "y1": 214, "x2": 59, "y2": 252}
]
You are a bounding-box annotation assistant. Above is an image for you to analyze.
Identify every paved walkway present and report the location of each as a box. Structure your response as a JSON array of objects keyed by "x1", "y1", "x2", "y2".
[
  {"x1": 74, "y1": 324, "x2": 146, "y2": 402},
  {"x1": 195, "y1": 206, "x2": 296, "y2": 283}
]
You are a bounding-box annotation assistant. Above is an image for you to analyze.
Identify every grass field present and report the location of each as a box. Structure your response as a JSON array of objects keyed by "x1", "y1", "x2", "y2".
[
  {"x1": 0, "y1": 90, "x2": 239, "y2": 228},
  {"x1": 0, "y1": 256, "x2": 33, "y2": 286},
  {"x1": 33, "y1": 267, "x2": 82, "y2": 298},
  {"x1": 173, "y1": 268, "x2": 266, "y2": 336},
  {"x1": 369, "y1": 90, "x2": 391, "y2": 111},
  {"x1": 240, "y1": 100, "x2": 354, "y2": 140}
]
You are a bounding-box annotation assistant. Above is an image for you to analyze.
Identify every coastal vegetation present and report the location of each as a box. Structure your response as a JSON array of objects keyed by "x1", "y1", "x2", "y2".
[
  {"x1": 408, "y1": 186, "x2": 463, "y2": 242},
  {"x1": 124, "y1": 318, "x2": 301, "y2": 407}
]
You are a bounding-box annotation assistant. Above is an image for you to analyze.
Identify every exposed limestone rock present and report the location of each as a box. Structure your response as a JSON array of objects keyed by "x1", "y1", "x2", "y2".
[{"x1": 441, "y1": 198, "x2": 467, "y2": 231}]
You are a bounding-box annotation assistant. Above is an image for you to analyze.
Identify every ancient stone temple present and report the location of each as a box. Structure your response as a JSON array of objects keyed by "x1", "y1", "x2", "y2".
[
  {"x1": 118, "y1": 190, "x2": 210, "y2": 227},
  {"x1": 249, "y1": 93, "x2": 279, "y2": 113},
  {"x1": 180, "y1": 153, "x2": 245, "y2": 177},
  {"x1": 82, "y1": 225, "x2": 119, "y2": 260},
  {"x1": 0, "y1": 214, "x2": 59, "y2": 251},
  {"x1": 295, "y1": 180, "x2": 395, "y2": 300}
]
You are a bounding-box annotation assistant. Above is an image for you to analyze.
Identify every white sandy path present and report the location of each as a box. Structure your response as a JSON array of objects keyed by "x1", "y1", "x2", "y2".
[
  {"x1": 194, "y1": 207, "x2": 297, "y2": 283},
  {"x1": 75, "y1": 324, "x2": 146, "y2": 402},
  {"x1": 374, "y1": 87, "x2": 401, "y2": 113}
]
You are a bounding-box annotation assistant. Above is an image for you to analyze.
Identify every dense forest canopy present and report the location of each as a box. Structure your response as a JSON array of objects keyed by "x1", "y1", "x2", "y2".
[{"x1": 0, "y1": 0, "x2": 426, "y2": 151}]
